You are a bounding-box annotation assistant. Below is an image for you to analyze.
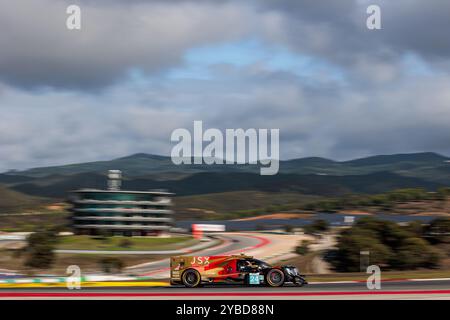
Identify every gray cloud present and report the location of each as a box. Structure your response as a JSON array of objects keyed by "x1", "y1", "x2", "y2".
[
  {"x1": 2, "y1": 0, "x2": 450, "y2": 89},
  {"x1": 1, "y1": 1, "x2": 450, "y2": 171},
  {"x1": 3, "y1": 59, "x2": 450, "y2": 172},
  {"x1": 0, "y1": 0, "x2": 268, "y2": 89}
]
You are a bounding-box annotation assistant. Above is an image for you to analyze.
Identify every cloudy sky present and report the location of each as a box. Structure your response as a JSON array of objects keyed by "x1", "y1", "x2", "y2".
[{"x1": 1, "y1": 0, "x2": 450, "y2": 171}]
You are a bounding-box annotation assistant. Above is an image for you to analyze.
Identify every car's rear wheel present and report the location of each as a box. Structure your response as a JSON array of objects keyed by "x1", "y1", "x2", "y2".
[
  {"x1": 266, "y1": 269, "x2": 285, "y2": 287},
  {"x1": 182, "y1": 269, "x2": 201, "y2": 288}
]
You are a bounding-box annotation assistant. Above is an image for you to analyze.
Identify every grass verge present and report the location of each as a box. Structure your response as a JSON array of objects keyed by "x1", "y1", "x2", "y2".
[
  {"x1": 56, "y1": 235, "x2": 197, "y2": 251},
  {"x1": 306, "y1": 269, "x2": 450, "y2": 282}
]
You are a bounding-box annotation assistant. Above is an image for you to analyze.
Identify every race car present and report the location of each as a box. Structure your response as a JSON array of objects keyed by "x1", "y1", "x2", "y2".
[{"x1": 170, "y1": 254, "x2": 307, "y2": 288}]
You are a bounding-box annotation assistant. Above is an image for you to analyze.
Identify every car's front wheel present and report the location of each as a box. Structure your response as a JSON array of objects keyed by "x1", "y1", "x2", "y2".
[
  {"x1": 265, "y1": 269, "x2": 285, "y2": 287},
  {"x1": 182, "y1": 269, "x2": 201, "y2": 288}
]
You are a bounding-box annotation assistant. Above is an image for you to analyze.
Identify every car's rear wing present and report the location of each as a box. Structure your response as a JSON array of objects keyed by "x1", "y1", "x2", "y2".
[{"x1": 170, "y1": 256, "x2": 215, "y2": 269}]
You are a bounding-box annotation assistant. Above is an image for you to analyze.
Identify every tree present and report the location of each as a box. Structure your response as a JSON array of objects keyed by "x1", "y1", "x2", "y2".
[
  {"x1": 404, "y1": 221, "x2": 424, "y2": 237},
  {"x1": 392, "y1": 238, "x2": 441, "y2": 269},
  {"x1": 295, "y1": 240, "x2": 310, "y2": 255},
  {"x1": 332, "y1": 217, "x2": 442, "y2": 272},
  {"x1": 311, "y1": 219, "x2": 329, "y2": 232},
  {"x1": 436, "y1": 187, "x2": 450, "y2": 200},
  {"x1": 425, "y1": 218, "x2": 450, "y2": 244},
  {"x1": 334, "y1": 232, "x2": 393, "y2": 272},
  {"x1": 284, "y1": 224, "x2": 294, "y2": 233},
  {"x1": 23, "y1": 228, "x2": 59, "y2": 270},
  {"x1": 303, "y1": 219, "x2": 330, "y2": 235}
]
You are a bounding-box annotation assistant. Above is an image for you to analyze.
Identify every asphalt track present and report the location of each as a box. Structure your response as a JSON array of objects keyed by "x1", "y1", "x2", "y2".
[
  {"x1": 0, "y1": 280, "x2": 449, "y2": 299},
  {"x1": 1, "y1": 233, "x2": 449, "y2": 299},
  {"x1": 128, "y1": 233, "x2": 265, "y2": 277}
]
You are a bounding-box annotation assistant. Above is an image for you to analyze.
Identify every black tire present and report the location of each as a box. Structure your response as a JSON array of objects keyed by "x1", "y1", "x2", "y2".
[
  {"x1": 265, "y1": 269, "x2": 285, "y2": 287},
  {"x1": 182, "y1": 269, "x2": 201, "y2": 288}
]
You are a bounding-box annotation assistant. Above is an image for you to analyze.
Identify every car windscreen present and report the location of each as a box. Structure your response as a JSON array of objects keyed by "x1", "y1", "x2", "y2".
[{"x1": 249, "y1": 259, "x2": 271, "y2": 268}]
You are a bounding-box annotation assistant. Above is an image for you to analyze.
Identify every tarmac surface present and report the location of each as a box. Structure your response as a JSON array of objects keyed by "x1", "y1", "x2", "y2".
[
  {"x1": 125, "y1": 233, "x2": 264, "y2": 277},
  {"x1": 0, "y1": 279, "x2": 449, "y2": 300},
  {"x1": 125, "y1": 231, "x2": 308, "y2": 277},
  {"x1": 1, "y1": 232, "x2": 449, "y2": 300}
]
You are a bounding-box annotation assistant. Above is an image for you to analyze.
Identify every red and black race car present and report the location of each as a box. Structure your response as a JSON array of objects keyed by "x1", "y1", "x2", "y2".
[{"x1": 170, "y1": 254, "x2": 307, "y2": 287}]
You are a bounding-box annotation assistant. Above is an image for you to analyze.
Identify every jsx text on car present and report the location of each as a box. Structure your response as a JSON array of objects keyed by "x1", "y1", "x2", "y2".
[{"x1": 170, "y1": 254, "x2": 307, "y2": 287}]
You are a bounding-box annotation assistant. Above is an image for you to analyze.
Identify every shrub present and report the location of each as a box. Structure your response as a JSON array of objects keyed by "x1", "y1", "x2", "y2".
[
  {"x1": 425, "y1": 218, "x2": 450, "y2": 244},
  {"x1": 295, "y1": 240, "x2": 310, "y2": 255},
  {"x1": 284, "y1": 224, "x2": 294, "y2": 233},
  {"x1": 332, "y1": 217, "x2": 442, "y2": 272},
  {"x1": 392, "y1": 238, "x2": 442, "y2": 269},
  {"x1": 334, "y1": 233, "x2": 393, "y2": 272},
  {"x1": 303, "y1": 219, "x2": 329, "y2": 234},
  {"x1": 404, "y1": 221, "x2": 424, "y2": 237},
  {"x1": 23, "y1": 228, "x2": 59, "y2": 269}
]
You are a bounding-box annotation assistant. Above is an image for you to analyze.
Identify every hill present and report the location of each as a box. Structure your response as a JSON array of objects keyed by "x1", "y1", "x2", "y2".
[
  {"x1": 0, "y1": 151, "x2": 448, "y2": 200},
  {"x1": 3, "y1": 153, "x2": 261, "y2": 178},
  {"x1": 0, "y1": 185, "x2": 48, "y2": 213},
  {"x1": 1, "y1": 152, "x2": 449, "y2": 221},
  {"x1": 3, "y1": 151, "x2": 448, "y2": 181},
  {"x1": 343, "y1": 152, "x2": 448, "y2": 166},
  {"x1": 8, "y1": 170, "x2": 445, "y2": 199}
]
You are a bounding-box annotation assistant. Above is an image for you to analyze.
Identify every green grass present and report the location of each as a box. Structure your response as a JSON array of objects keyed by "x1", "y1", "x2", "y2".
[
  {"x1": 56, "y1": 235, "x2": 197, "y2": 251},
  {"x1": 0, "y1": 249, "x2": 171, "y2": 275}
]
